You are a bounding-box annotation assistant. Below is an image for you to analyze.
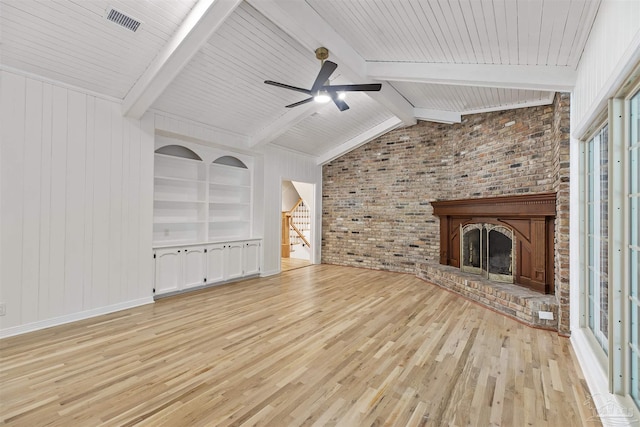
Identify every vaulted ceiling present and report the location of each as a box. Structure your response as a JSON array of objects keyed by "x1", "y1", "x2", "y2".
[{"x1": 0, "y1": 0, "x2": 601, "y2": 163}]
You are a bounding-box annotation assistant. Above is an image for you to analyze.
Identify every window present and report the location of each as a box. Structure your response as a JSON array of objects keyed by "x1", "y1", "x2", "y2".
[
  {"x1": 629, "y1": 89, "x2": 640, "y2": 406},
  {"x1": 587, "y1": 124, "x2": 609, "y2": 354},
  {"x1": 578, "y1": 66, "x2": 640, "y2": 420}
]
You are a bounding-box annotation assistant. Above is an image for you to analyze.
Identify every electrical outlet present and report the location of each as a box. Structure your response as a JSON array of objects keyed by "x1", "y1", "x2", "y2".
[
  {"x1": 538, "y1": 310, "x2": 554, "y2": 320},
  {"x1": 0, "y1": 302, "x2": 6, "y2": 316}
]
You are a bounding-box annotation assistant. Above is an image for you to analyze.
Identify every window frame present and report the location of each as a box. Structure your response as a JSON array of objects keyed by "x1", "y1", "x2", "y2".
[
  {"x1": 584, "y1": 122, "x2": 610, "y2": 358},
  {"x1": 625, "y1": 83, "x2": 640, "y2": 406}
]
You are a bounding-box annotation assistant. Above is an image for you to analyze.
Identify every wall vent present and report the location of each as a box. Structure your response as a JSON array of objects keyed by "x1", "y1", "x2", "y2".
[{"x1": 105, "y1": 7, "x2": 141, "y2": 32}]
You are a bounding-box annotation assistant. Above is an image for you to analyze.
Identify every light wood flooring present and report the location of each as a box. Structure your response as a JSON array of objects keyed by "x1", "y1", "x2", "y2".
[
  {"x1": 1, "y1": 265, "x2": 600, "y2": 426},
  {"x1": 281, "y1": 257, "x2": 312, "y2": 272}
]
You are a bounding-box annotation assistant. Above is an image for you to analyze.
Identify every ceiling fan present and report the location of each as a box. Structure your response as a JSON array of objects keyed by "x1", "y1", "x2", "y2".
[{"x1": 264, "y1": 47, "x2": 382, "y2": 112}]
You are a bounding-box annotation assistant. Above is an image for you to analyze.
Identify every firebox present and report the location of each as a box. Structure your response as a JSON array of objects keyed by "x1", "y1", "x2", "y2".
[{"x1": 460, "y1": 224, "x2": 515, "y2": 283}]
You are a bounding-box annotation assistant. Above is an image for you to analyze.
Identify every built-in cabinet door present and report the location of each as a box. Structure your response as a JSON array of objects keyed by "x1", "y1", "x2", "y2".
[
  {"x1": 243, "y1": 240, "x2": 261, "y2": 276},
  {"x1": 206, "y1": 244, "x2": 226, "y2": 284},
  {"x1": 183, "y1": 247, "x2": 206, "y2": 289},
  {"x1": 226, "y1": 242, "x2": 244, "y2": 280},
  {"x1": 154, "y1": 248, "x2": 182, "y2": 295}
]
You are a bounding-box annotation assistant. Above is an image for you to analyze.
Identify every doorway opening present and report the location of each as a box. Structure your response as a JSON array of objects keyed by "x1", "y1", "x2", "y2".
[{"x1": 281, "y1": 180, "x2": 313, "y2": 272}]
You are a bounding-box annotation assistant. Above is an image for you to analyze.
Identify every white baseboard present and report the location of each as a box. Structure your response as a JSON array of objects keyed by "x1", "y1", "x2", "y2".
[
  {"x1": 261, "y1": 269, "x2": 280, "y2": 277},
  {"x1": 0, "y1": 297, "x2": 154, "y2": 339}
]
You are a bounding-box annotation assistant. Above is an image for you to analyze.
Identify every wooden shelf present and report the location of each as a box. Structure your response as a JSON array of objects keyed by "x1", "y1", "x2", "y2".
[
  {"x1": 154, "y1": 220, "x2": 207, "y2": 224},
  {"x1": 209, "y1": 201, "x2": 250, "y2": 206},
  {"x1": 155, "y1": 199, "x2": 207, "y2": 203},
  {"x1": 155, "y1": 175, "x2": 206, "y2": 184},
  {"x1": 209, "y1": 182, "x2": 251, "y2": 189},
  {"x1": 209, "y1": 219, "x2": 249, "y2": 224}
]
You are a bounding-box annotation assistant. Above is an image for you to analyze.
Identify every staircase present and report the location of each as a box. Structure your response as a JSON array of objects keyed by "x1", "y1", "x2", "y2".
[
  {"x1": 289, "y1": 199, "x2": 310, "y2": 249},
  {"x1": 281, "y1": 198, "x2": 310, "y2": 258}
]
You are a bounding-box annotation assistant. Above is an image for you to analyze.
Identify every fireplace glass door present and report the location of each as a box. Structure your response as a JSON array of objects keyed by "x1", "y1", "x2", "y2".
[{"x1": 461, "y1": 224, "x2": 515, "y2": 283}]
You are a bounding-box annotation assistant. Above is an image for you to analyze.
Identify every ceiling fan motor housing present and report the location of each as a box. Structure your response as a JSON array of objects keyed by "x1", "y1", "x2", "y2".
[{"x1": 315, "y1": 47, "x2": 329, "y2": 61}]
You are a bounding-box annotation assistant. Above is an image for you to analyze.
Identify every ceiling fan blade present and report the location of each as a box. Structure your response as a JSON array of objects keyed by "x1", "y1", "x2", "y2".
[
  {"x1": 324, "y1": 83, "x2": 382, "y2": 92},
  {"x1": 311, "y1": 61, "x2": 338, "y2": 93},
  {"x1": 329, "y1": 92, "x2": 350, "y2": 111},
  {"x1": 285, "y1": 97, "x2": 314, "y2": 108},
  {"x1": 264, "y1": 80, "x2": 311, "y2": 95}
]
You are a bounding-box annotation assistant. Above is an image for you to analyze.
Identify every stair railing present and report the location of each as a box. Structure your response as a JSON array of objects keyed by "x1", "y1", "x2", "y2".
[{"x1": 288, "y1": 198, "x2": 310, "y2": 247}]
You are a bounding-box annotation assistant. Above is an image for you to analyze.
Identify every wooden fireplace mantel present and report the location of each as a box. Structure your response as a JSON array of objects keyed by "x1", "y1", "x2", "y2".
[
  {"x1": 431, "y1": 192, "x2": 556, "y2": 217},
  {"x1": 431, "y1": 193, "x2": 556, "y2": 294}
]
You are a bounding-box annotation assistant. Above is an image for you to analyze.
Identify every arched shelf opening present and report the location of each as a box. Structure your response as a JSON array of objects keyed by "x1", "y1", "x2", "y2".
[
  {"x1": 212, "y1": 155, "x2": 247, "y2": 169},
  {"x1": 155, "y1": 145, "x2": 202, "y2": 161}
]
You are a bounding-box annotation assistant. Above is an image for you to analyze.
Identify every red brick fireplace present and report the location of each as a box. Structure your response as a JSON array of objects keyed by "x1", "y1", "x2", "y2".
[
  {"x1": 322, "y1": 93, "x2": 570, "y2": 332},
  {"x1": 431, "y1": 193, "x2": 556, "y2": 294}
]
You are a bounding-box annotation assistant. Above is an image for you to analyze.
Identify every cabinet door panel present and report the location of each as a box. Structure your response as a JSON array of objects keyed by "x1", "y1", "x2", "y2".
[
  {"x1": 155, "y1": 249, "x2": 182, "y2": 295},
  {"x1": 206, "y1": 245, "x2": 225, "y2": 283},
  {"x1": 183, "y1": 247, "x2": 205, "y2": 289},
  {"x1": 243, "y1": 241, "x2": 261, "y2": 276},
  {"x1": 226, "y1": 243, "x2": 244, "y2": 280}
]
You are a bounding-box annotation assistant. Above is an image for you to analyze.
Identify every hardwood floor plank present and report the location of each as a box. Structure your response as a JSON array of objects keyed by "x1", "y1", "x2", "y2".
[{"x1": 0, "y1": 265, "x2": 600, "y2": 426}]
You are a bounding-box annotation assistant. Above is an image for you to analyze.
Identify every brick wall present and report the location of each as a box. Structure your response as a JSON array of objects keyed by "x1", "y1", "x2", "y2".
[
  {"x1": 551, "y1": 93, "x2": 571, "y2": 335},
  {"x1": 322, "y1": 94, "x2": 570, "y2": 331}
]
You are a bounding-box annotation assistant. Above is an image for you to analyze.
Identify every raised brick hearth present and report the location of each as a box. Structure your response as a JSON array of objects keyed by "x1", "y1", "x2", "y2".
[{"x1": 417, "y1": 262, "x2": 558, "y2": 330}]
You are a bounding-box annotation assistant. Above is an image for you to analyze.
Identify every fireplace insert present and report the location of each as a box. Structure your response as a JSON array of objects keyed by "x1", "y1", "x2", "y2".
[{"x1": 461, "y1": 224, "x2": 515, "y2": 283}]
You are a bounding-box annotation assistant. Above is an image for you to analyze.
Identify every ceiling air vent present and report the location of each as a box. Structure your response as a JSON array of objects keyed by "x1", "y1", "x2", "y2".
[{"x1": 105, "y1": 7, "x2": 141, "y2": 32}]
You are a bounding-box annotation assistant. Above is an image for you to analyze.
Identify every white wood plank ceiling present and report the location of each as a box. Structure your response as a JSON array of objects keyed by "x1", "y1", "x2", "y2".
[
  {"x1": 151, "y1": 2, "x2": 322, "y2": 140},
  {"x1": 1, "y1": 0, "x2": 198, "y2": 99},
  {"x1": 306, "y1": 0, "x2": 597, "y2": 66},
  {"x1": 0, "y1": 0, "x2": 602, "y2": 161}
]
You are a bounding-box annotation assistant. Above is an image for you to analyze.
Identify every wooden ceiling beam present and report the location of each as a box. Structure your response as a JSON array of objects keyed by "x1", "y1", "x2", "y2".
[
  {"x1": 249, "y1": 102, "x2": 322, "y2": 150},
  {"x1": 413, "y1": 108, "x2": 461, "y2": 124},
  {"x1": 367, "y1": 62, "x2": 577, "y2": 92},
  {"x1": 123, "y1": 0, "x2": 242, "y2": 119}
]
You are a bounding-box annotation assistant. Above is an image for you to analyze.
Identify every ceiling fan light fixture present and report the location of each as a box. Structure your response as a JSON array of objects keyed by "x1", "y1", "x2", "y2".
[
  {"x1": 265, "y1": 47, "x2": 381, "y2": 112},
  {"x1": 314, "y1": 92, "x2": 331, "y2": 103}
]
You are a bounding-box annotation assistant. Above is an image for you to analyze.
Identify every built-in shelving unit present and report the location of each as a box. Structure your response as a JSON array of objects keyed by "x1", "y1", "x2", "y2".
[{"x1": 152, "y1": 139, "x2": 261, "y2": 297}]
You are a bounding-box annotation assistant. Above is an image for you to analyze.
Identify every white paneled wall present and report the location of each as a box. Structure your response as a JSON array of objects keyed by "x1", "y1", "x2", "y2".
[
  {"x1": 571, "y1": 0, "x2": 640, "y2": 134},
  {"x1": 262, "y1": 146, "x2": 322, "y2": 275},
  {"x1": 0, "y1": 71, "x2": 155, "y2": 337}
]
